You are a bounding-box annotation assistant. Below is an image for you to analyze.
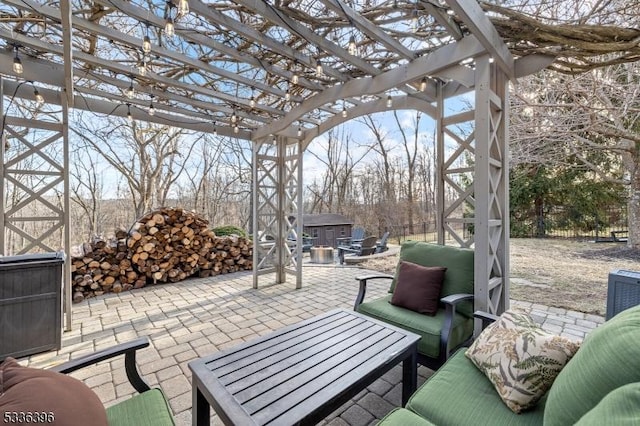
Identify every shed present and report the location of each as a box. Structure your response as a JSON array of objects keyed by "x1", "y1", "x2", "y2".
[{"x1": 303, "y1": 214, "x2": 354, "y2": 248}]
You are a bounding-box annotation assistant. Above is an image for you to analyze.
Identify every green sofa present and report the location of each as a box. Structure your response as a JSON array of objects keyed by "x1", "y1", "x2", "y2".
[
  {"x1": 378, "y1": 304, "x2": 640, "y2": 425},
  {"x1": 355, "y1": 241, "x2": 475, "y2": 370}
]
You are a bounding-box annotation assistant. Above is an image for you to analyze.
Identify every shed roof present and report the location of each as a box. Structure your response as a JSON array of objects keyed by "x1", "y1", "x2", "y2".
[{"x1": 303, "y1": 214, "x2": 354, "y2": 227}]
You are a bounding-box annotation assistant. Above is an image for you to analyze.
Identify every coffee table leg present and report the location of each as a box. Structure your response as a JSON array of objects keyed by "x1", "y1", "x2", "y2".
[
  {"x1": 193, "y1": 384, "x2": 210, "y2": 426},
  {"x1": 402, "y1": 348, "x2": 417, "y2": 407}
]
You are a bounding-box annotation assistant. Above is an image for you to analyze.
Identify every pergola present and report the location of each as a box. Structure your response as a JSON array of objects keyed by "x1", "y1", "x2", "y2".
[{"x1": 0, "y1": 0, "x2": 556, "y2": 329}]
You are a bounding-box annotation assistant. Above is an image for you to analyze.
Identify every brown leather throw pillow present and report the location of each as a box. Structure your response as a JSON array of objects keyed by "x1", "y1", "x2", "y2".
[
  {"x1": 0, "y1": 357, "x2": 108, "y2": 426},
  {"x1": 390, "y1": 261, "x2": 447, "y2": 315}
]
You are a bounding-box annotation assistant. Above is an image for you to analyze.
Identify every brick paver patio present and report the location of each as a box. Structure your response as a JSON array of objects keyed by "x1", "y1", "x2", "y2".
[{"x1": 23, "y1": 265, "x2": 604, "y2": 425}]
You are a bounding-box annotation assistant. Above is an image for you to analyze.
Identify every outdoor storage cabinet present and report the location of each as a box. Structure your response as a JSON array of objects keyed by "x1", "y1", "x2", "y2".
[
  {"x1": 0, "y1": 252, "x2": 65, "y2": 359},
  {"x1": 606, "y1": 269, "x2": 640, "y2": 320}
]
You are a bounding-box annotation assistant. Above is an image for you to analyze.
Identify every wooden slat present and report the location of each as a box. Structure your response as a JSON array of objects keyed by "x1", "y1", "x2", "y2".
[{"x1": 248, "y1": 332, "x2": 402, "y2": 422}]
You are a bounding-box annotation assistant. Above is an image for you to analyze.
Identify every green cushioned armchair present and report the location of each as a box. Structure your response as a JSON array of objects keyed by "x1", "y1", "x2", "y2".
[
  {"x1": 50, "y1": 337, "x2": 175, "y2": 426},
  {"x1": 354, "y1": 241, "x2": 475, "y2": 370}
]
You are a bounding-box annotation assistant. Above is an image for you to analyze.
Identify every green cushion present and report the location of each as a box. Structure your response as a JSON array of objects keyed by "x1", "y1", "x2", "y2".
[
  {"x1": 357, "y1": 295, "x2": 473, "y2": 358},
  {"x1": 544, "y1": 305, "x2": 640, "y2": 426},
  {"x1": 407, "y1": 350, "x2": 546, "y2": 426},
  {"x1": 378, "y1": 408, "x2": 436, "y2": 426},
  {"x1": 106, "y1": 389, "x2": 175, "y2": 426},
  {"x1": 390, "y1": 242, "x2": 474, "y2": 316},
  {"x1": 575, "y1": 382, "x2": 640, "y2": 425}
]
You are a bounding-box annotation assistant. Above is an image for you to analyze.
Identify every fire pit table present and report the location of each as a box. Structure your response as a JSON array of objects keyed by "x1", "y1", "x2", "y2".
[{"x1": 310, "y1": 246, "x2": 334, "y2": 264}]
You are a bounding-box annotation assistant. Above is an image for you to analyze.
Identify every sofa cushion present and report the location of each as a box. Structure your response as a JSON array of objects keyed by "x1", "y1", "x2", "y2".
[
  {"x1": 389, "y1": 242, "x2": 474, "y2": 317},
  {"x1": 390, "y1": 262, "x2": 446, "y2": 315},
  {"x1": 544, "y1": 305, "x2": 640, "y2": 425},
  {"x1": 357, "y1": 295, "x2": 473, "y2": 358},
  {"x1": 465, "y1": 309, "x2": 580, "y2": 413},
  {"x1": 0, "y1": 357, "x2": 108, "y2": 426},
  {"x1": 407, "y1": 350, "x2": 546, "y2": 426},
  {"x1": 574, "y1": 382, "x2": 640, "y2": 425},
  {"x1": 106, "y1": 388, "x2": 175, "y2": 426},
  {"x1": 378, "y1": 408, "x2": 436, "y2": 426}
]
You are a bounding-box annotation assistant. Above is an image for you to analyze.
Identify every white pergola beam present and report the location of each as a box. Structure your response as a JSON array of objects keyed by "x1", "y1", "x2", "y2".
[
  {"x1": 255, "y1": 35, "x2": 486, "y2": 139},
  {"x1": 60, "y1": 0, "x2": 73, "y2": 107},
  {"x1": 445, "y1": 0, "x2": 515, "y2": 80}
]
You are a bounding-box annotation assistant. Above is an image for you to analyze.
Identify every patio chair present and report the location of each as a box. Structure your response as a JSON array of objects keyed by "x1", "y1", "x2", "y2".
[
  {"x1": 336, "y1": 227, "x2": 365, "y2": 248},
  {"x1": 0, "y1": 337, "x2": 175, "y2": 426},
  {"x1": 338, "y1": 235, "x2": 378, "y2": 264},
  {"x1": 353, "y1": 241, "x2": 475, "y2": 370},
  {"x1": 375, "y1": 231, "x2": 390, "y2": 253}
]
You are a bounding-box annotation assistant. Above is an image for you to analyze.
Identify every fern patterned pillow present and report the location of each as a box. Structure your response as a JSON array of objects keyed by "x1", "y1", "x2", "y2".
[{"x1": 465, "y1": 310, "x2": 581, "y2": 413}]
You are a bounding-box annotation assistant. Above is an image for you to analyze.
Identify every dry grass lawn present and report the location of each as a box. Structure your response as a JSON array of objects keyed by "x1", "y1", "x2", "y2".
[{"x1": 361, "y1": 238, "x2": 640, "y2": 315}]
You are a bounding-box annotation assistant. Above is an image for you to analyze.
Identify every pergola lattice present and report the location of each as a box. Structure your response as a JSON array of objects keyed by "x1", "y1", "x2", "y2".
[{"x1": 0, "y1": 0, "x2": 556, "y2": 329}]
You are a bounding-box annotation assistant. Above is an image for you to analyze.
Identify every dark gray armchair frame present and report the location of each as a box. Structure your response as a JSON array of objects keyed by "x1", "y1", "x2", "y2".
[
  {"x1": 48, "y1": 337, "x2": 151, "y2": 394},
  {"x1": 354, "y1": 274, "x2": 474, "y2": 370}
]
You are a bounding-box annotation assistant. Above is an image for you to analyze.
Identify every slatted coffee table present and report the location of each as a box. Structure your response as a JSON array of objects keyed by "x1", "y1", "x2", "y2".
[{"x1": 189, "y1": 309, "x2": 420, "y2": 426}]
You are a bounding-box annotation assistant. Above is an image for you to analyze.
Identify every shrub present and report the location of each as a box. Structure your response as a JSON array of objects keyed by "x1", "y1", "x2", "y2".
[{"x1": 213, "y1": 225, "x2": 248, "y2": 238}]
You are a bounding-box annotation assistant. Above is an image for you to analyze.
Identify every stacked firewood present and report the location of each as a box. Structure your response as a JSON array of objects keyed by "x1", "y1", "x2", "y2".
[
  {"x1": 70, "y1": 207, "x2": 253, "y2": 302},
  {"x1": 71, "y1": 229, "x2": 144, "y2": 303}
]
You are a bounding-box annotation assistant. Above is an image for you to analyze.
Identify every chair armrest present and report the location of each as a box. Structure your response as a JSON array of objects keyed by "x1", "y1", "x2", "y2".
[
  {"x1": 473, "y1": 310, "x2": 499, "y2": 330},
  {"x1": 440, "y1": 293, "x2": 474, "y2": 360},
  {"x1": 353, "y1": 274, "x2": 394, "y2": 310},
  {"x1": 49, "y1": 337, "x2": 151, "y2": 394}
]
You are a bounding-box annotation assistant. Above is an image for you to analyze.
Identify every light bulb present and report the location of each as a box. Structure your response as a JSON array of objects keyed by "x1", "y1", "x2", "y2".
[
  {"x1": 165, "y1": 18, "x2": 175, "y2": 37},
  {"x1": 316, "y1": 62, "x2": 323, "y2": 77},
  {"x1": 149, "y1": 102, "x2": 155, "y2": 116},
  {"x1": 142, "y1": 35, "x2": 151, "y2": 54},
  {"x1": 125, "y1": 83, "x2": 135, "y2": 99},
  {"x1": 34, "y1": 89, "x2": 44, "y2": 105},
  {"x1": 386, "y1": 95, "x2": 392, "y2": 108},
  {"x1": 231, "y1": 111, "x2": 237, "y2": 124},
  {"x1": 137, "y1": 61, "x2": 147, "y2": 76},
  {"x1": 285, "y1": 89, "x2": 291, "y2": 101},
  {"x1": 341, "y1": 106, "x2": 347, "y2": 118},
  {"x1": 127, "y1": 105, "x2": 133, "y2": 122},
  {"x1": 348, "y1": 35, "x2": 357, "y2": 56},
  {"x1": 272, "y1": 134, "x2": 277, "y2": 143},
  {"x1": 411, "y1": 10, "x2": 419, "y2": 33},
  {"x1": 420, "y1": 77, "x2": 427, "y2": 92},
  {"x1": 213, "y1": 122, "x2": 217, "y2": 137},
  {"x1": 233, "y1": 125, "x2": 239, "y2": 134},
  {"x1": 250, "y1": 95, "x2": 256, "y2": 109},
  {"x1": 297, "y1": 126, "x2": 302, "y2": 137},
  {"x1": 178, "y1": 0, "x2": 189, "y2": 16},
  {"x1": 12, "y1": 56, "x2": 23, "y2": 75},
  {"x1": 291, "y1": 72, "x2": 299, "y2": 85}
]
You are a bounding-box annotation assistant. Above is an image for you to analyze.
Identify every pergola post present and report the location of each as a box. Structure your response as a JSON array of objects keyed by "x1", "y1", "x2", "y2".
[
  {"x1": 473, "y1": 56, "x2": 510, "y2": 318},
  {"x1": 252, "y1": 135, "x2": 302, "y2": 289},
  {"x1": 0, "y1": 80, "x2": 72, "y2": 329}
]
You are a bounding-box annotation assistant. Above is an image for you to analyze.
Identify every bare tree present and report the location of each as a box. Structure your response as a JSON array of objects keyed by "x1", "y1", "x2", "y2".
[
  {"x1": 69, "y1": 143, "x2": 106, "y2": 240},
  {"x1": 71, "y1": 113, "x2": 198, "y2": 218}
]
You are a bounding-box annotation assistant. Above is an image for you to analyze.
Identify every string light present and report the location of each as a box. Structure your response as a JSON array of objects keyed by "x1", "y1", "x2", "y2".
[
  {"x1": 386, "y1": 95, "x2": 392, "y2": 108},
  {"x1": 316, "y1": 61, "x2": 323, "y2": 77},
  {"x1": 33, "y1": 88, "x2": 44, "y2": 105},
  {"x1": 249, "y1": 87, "x2": 256, "y2": 108},
  {"x1": 126, "y1": 104, "x2": 133, "y2": 122},
  {"x1": 137, "y1": 59, "x2": 147, "y2": 76},
  {"x1": 291, "y1": 71, "x2": 299, "y2": 85},
  {"x1": 297, "y1": 126, "x2": 302, "y2": 137},
  {"x1": 178, "y1": 0, "x2": 189, "y2": 16},
  {"x1": 231, "y1": 110, "x2": 237, "y2": 124},
  {"x1": 12, "y1": 46, "x2": 23, "y2": 75},
  {"x1": 348, "y1": 35, "x2": 357, "y2": 56},
  {"x1": 213, "y1": 121, "x2": 217, "y2": 136},
  {"x1": 341, "y1": 101, "x2": 348, "y2": 118},
  {"x1": 272, "y1": 134, "x2": 277, "y2": 143},
  {"x1": 148, "y1": 94, "x2": 155, "y2": 116},
  {"x1": 285, "y1": 88, "x2": 291, "y2": 102},
  {"x1": 165, "y1": 17, "x2": 175, "y2": 37},
  {"x1": 125, "y1": 77, "x2": 135, "y2": 99},
  {"x1": 142, "y1": 25, "x2": 151, "y2": 54},
  {"x1": 420, "y1": 77, "x2": 427, "y2": 92},
  {"x1": 233, "y1": 124, "x2": 239, "y2": 134},
  {"x1": 410, "y1": 9, "x2": 419, "y2": 33}
]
